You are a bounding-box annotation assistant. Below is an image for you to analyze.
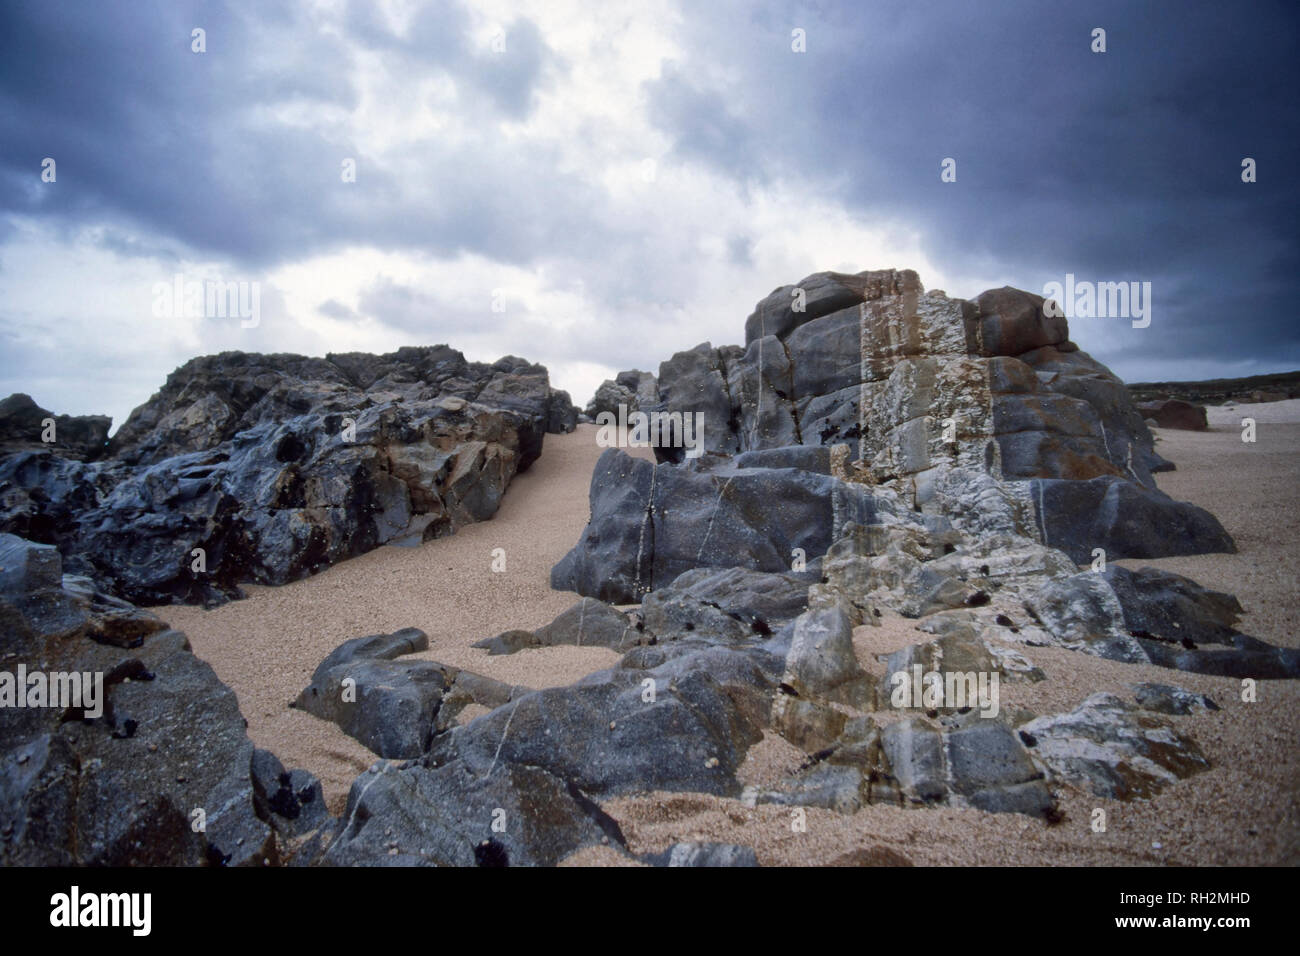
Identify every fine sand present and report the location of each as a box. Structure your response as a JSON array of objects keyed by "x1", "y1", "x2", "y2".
[{"x1": 158, "y1": 405, "x2": 1300, "y2": 866}]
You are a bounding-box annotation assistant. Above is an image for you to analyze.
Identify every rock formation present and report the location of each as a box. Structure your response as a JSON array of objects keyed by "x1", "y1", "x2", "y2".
[
  {"x1": 0, "y1": 347, "x2": 579, "y2": 605},
  {"x1": 0, "y1": 533, "x2": 329, "y2": 865}
]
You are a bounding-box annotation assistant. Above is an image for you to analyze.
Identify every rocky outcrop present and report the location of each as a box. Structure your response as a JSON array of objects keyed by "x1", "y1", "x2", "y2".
[
  {"x1": 584, "y1": 370, "x2": 658, "y2": 420},
  {"x1": 0, "y1": 347, "x2": 574, "y2": 605},
  {"x1": 0, "y1": 533, "x2": 328, "y2": 865},
  {"x1": 0, "y1": 393, "x2": 111, "y2": 461}
]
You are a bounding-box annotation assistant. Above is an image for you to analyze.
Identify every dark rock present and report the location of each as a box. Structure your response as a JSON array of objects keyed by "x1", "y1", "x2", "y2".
[
  {"x1": 0, "y1": 534, "x2": 287, "y2": 866},
  {"x1": 0, "y1": 393, "x2": 111, "y2": 461},
  {"x1": 551, "y1": 449, "x2": 875, "y2": 603},
  {"x1": 1136, "y1": 399, "x2": 1208, "y2": 431},
  {"x1": 473, "y1": 599, "x2": 637, "y2": 655},
  {"x1": 294, "y1": 629, "x2": 524, "y2": 758}
]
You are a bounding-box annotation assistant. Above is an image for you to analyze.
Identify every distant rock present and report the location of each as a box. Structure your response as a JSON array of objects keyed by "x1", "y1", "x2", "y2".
[
  {"x1": 1136, "y1": 398, "x2": 1208, "y2": 430},
  {"x1": 584, "y1": 369, "x2": 658, "y2": 420},
  {"x1": 0, "y1": 393, "x2": 110, "y2": 461}
]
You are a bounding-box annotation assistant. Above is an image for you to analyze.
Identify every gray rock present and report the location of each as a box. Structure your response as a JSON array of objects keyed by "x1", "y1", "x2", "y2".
[
  {"x1": 551, "y1": 449, "x2": 875, "y2": 603},
  {"x1": 641, "y1": 842, "x2": 759, "y2": 867},
  {"x1": 1018, "y1": 693, "x2": 1210, "y2": 799},
  {"x1": 0, "y1": 535, "x2": 286, "y2": 866}
]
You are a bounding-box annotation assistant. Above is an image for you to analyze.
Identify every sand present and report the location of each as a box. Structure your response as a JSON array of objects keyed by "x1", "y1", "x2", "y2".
[
  {"x1": 158, "y1": 426, "x2": 654, "y2": 812},
  {"x1": 157, "y1": 409, "x2": 1300, "y2": 865}
]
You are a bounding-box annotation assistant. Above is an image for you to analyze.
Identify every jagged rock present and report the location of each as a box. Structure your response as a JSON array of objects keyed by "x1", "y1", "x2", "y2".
[
  {"x1": 1024, "y1": 566, "x2": 1300, "y2": 677},
  {"x1": 585, "y1": 370, "x2": 658, "y2": 420},
  {"x1": 1136, "y1": 399, "x2": 1208, "y2": 431},
  {"x1": 250, "y1": 748, "x2": 331, "y2": 840},
  {"x1": 0, "y1": 393, "x2": 111, "y2": 461},
  {"x1": 641, "y1": 842, "x2": 759, "y2": 867},
  {"x1": 759, "y1": 713, "x2": 1054, "y2": 818},
  {"x1": 1, "y1": 347, "x2": 572, "y2": 605},
  {"x1": 0, "y1": 534, "x2": 288, "y2": 866},
  {"x1": 322, "y1": 759, "x2": 626, "y2": 866},
  {"x1": 551, "y1": 448, "x2": 876, "y2": 603},
  {"x1": 641, "y1": 567, "x2": 811, "y2": 645},
  {"x1": 1018, "y1": 693, "x2": 1211, "y2": 799},
  {"x1": 1131, "y1": 683, "x2": 1220, "y2": 716},
  {"x1": 473, "y1": 598, "x2": 638, "y2": 655},
  {"x1": 294, "y1": 629, "x2": 524, "y2": 758},
  {"x1": 777, "y1": 602, "x2": 870, "y2": 706},
  {"x1": 635, "y1": 268, "x2": 1222, "y2": 565}
]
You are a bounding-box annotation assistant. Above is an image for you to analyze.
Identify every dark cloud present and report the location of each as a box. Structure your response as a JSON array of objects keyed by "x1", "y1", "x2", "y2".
[
  {"x1": 0, "y1": 0, "x2": 570, "y2": 269},
  {"x1": 643, "y1": 0, "x2": 1300, "y2": 375}
]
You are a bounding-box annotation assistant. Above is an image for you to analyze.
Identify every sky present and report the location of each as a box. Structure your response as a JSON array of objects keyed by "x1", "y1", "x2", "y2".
[{"x1": 2, "y1": 0, "x2": 1297, "y2": 430}]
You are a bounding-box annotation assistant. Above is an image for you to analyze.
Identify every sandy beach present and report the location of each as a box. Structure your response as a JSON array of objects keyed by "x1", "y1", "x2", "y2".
[{"x1": 158, "y1": 402, "x2": 1300, "y2": 866}]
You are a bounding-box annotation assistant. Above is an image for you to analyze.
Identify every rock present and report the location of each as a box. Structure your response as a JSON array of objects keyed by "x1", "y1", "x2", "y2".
[
  {"x1": 1131, "y1": 683, "x2": 1220, "y2": 716},
  {"x1": 0, "y1": 393, "x2": 111, "y2": 461},
  {"x1": 551, "y1": 449, "x2": 875, "y2": 603},
  {"x1": 473, "y1": 599, "x2": 638, "y2": 655},
  {"x1": 1018, "y1": 693, "x2": 1211, "y2": 799},
  {"x1": 776, "y1": 602, "x2": 871, "y2": 706},
  {"x1": 322, "y1": 759, "x2": 626, "y2": 866},
  {"x1": 1136, "y1": 399, "x2": 1208, "y2": 431},
  {"x1": 1027, "y1": 476, "x2": 1235, "y2": 563},
  {"x1": 972, "y1": 287, "x2": 1068, "y2": 357},
  {"x1": 427, "y1": 660, "x2": 767, "y2": 799},
  {"x1": 641, "y1": 842, "x2": 759, "y2": 867},
  {"x1": 641, "y1": 567, "x2": 811, "y2": 645},
  {"x1": 294, "y1": 629, "x2": 524, "y2": 758},
  {"x1": 1023, "y1": 566, "x2": 1300, "y2": 677},
  {"x1": 0, "y1": 534, "x2": 289, "y2": 866},
  {"x1": 585, "y1": 370, "x2": 658, "y2": 420},
  {"x1": 250, "y1": 748, "x2": 331, "y2": 840},
  {"x1": 1, "y1": 347, "x2": 571, "y2": 605}
]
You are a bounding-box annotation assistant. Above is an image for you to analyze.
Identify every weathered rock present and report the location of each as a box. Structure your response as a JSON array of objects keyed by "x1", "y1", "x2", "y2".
[
  {"x1": 0, "y1": 534, "x2": 289, "y2": 866},
  {"x1": 0, "y1": 393, "x2": 111, "y2": 461},
  {"x1": 641, "y1": 842, "x2": 759, "y2": 867},
  {"x1": 322, "y1": 759, "x2": 626, "y2": 866},
  {"x1": 1136, "y1": 398, "x2": 1208, "y2": 431},
  {"x1": 1, "y1": 347, "x2": 572, "y2": 605},
  {"x1": 294, "y1": 629, "x2": 525, "y2": 758},
  {"x1": 1131, "y1": 683, "x2": 1219, "y2": 716},
  {"x1": 585, "y1": 370, "x2": 657, "y2": 420},
  {"x1": 1023, "y1": 566, "x2": 1300, "y2": 677},
  {"x1": 1018, "y1": 693, "x2": 1211, "y2": 799},
  {"x1": 641, "y1": 567, "x2": 811, "y2": 645},
  {"x1": 551, "y1": 449, "x2": 876, "y2": 603},
  {"x1": 473, "y1": 599, "x2": 638, "y2": 655}
]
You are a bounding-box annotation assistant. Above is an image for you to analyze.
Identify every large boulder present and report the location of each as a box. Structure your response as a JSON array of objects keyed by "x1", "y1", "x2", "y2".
[
  {"x1": 550, "y1": 448, "x2": 876, "y2": 603},
  {"x1": 1136, "y1": 398, "x2": 1208, "y2": 431},
  {"x1": 0, "y1": 347, "x2": 572, "y2": 605},
  {"x1": 0, "y1": 533, "x2": 324, "y2": 865}
]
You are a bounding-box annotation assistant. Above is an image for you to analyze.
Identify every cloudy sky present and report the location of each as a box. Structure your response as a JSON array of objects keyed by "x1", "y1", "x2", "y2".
[{"x1": 2, "y1": 0, "x2": 1297, "y2": 429}]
